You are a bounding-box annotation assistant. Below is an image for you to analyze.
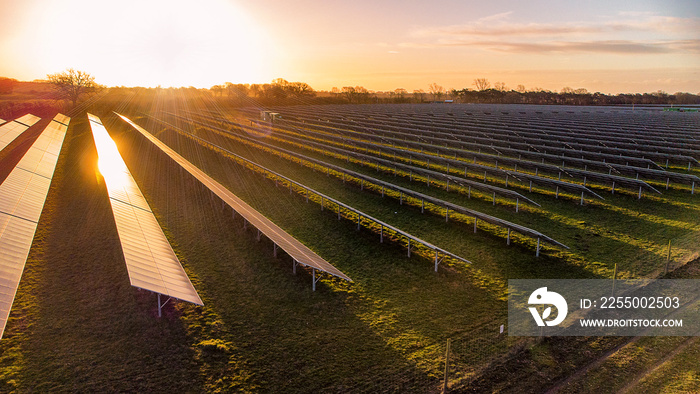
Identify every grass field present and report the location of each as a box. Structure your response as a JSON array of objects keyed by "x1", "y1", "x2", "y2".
[{"x1": 0, "y1": 98, "x2": 698, "y2": 392}]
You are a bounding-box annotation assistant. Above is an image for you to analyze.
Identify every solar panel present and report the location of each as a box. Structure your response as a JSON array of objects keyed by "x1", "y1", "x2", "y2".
[
  {"x1": 116, "y1": 113, "x2": 352, "y2": 283},
  {"x1": 87, "y1": 113, "x2": 203, "y2": 307},
  {"x1": 0, "y1": 121, "x2": 31, "y2": 153},
  {"x1": 12, "y1": 114, "x2": 40, "y2": 128},
  {"x1": 0, "y1": 115, "x2": 69, "y2": 339}
]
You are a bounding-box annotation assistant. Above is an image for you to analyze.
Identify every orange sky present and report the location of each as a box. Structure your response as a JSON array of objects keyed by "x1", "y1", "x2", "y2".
[{"x1": 0, "y1": 0, "x2": 698, "y2": 93}]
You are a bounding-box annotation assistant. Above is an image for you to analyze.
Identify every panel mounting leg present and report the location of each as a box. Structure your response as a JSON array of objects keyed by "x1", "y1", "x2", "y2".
[
  {"x1": 536, "y1": 238, "x2": 541, "y2": 257},
  {"x1": 293, "y1": 260, "x2": 298, "y2": 274},
  {"x1": 273, "y1": 243, "x2": 278, "y2": 258},
  {"x1": 157, "y1": 293, "x2": 171, "y2": 318}
]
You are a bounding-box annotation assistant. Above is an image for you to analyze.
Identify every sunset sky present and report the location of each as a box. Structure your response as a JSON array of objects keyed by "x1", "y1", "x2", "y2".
[{"x1": 0, "y1": 0, "x2": 698, "y2": 93}]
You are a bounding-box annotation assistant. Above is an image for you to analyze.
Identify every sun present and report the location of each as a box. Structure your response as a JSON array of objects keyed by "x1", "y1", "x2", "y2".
[{"x1": 22, "y1": 0, "x2": 273, "y2": 87}]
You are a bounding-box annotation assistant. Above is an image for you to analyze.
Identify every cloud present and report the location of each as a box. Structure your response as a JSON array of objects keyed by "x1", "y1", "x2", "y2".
[
  {"x1": 434, "y1": 39, "x2": 700, "y2": 54},
  {"x1": 406, "y1": 12, "x2": 700, "y2": 55}
]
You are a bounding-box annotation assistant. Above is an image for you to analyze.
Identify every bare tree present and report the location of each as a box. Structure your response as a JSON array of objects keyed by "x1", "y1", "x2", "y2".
[
  {"x1": 561, "y1": 87, "x2": 574, "y2": 94},
  {"x1": 494, "y1": 82, "x2": 508, "y2": 91},
  {"x1": 516, "y1": 84, "x2": 526, "y2": 93},
  {"x1": 473, "y1": 78, "x2": 490, "y2": 91},
  {"x1": 46, "y1": 68, "x2": 96, "y2": 106},
  {"x1": 428, "y1": 83, "x2": 445, "y2": 101},
  {"x1": 413, "y1": 89, "x2": 426, "y2": 103}
]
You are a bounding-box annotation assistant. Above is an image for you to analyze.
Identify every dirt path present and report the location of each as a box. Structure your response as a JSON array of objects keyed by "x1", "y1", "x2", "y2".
[{"x1": 618, "y1": 336, "x2": 698, "y2": 393}]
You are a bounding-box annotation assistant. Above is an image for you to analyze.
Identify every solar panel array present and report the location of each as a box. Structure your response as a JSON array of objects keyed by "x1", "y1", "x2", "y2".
[
  {"x1": 87, "y1": 113, "x2": 203, "y2": 306},
  {"x1": 128, "y1": 114, "x2": 475, "y2": 270},
  {"x1": 167, "y1": 113, "x2": 569, "y2": 252},
  {"x1": 116, "y1": 113, "x2": 353, "y2": 286},
  {"x1": 0, "y1": 114, "x2": 68, "y2": 338}
]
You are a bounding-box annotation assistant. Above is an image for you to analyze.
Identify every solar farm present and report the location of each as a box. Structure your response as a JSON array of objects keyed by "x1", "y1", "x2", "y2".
[{"x1": 0, "y1": 100, "x2": 698, "y2": 392}]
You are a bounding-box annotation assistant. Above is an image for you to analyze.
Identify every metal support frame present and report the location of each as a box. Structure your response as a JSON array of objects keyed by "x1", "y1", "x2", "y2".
[
  {"x1": 380, "y1": 225, "x2": 384, "y2": 243},
  {"x1": 421, "y1": 199, "x2": 425, "y2": 213},
  {"x1": 357, "y1": 213, "x2": 362, "y2": 230},
  {"x1": 638, "y1": 186, "x2": 643, "y2": 199},
  {"x1": 257, "y1": 229, "x2": 262, "y2": 242},
  {"x1": 399, "y1": 192, "x2": 403, "y2": 205},
  {"x1": 611, "y1": 181, "x2": 616, "y2": 194},
  {"x1": 473, "y1": 218, "x2": 477, "y2": 233},
  {"x1": 493, "y1": 192, "x2": 496, "y2": 205},
  {"x1": 293, "y1": 259, "x2": 298, "y2": 274},
  {"x1": 507, "y1": 228, "x2": 511, "y2": 245},
  {"x1": 445, "y1": 207, "x2": 449, "y2": 222},
  {"x1": 312, "y1": 268, "x2": 321, "y2": 291},
  {"x1": 407, "y1": 238, "x2": 411, "y2": 258},
  {"x1": 445, "y1": 179, "x2": 449, "y2": 191},
  {"x1": 434, "y1": 249, "x2": 445, "y2": 272},
  {"x1": 580, "y1": 192, "x2": 585, "y2": 206},
  {"x1": 273, "y1": 243, "x2": 278, "y2": 258},
  {"x1": 692, "y1": 181, "x2": 696, "y2": 195},
  {"x1": 529, "y1": 181, "x2": 532, "y2": 192},
  {"x1": 157, "y1": 293, "x2": 171, "y2": 318},
  {"x1": 555, "y1": 186, "x2": 560, "y2": 198},
  {"x1": 516, "y1": 198, "x2": 519, "y2": 213},
  {"x1": 468, "y1": 186, "x2": 471, "y2": 199},
  {"x1": 536, "y1": 238, "x2": 541, "y2": 257},
  {"x1": 337, "y1": 204, "x2": 341, "y2": 220}
]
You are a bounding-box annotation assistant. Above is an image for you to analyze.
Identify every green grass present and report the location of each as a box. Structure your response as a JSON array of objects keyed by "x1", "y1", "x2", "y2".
[{"x1": 0, "y1": 99, "x2": 697, "y2": 392}]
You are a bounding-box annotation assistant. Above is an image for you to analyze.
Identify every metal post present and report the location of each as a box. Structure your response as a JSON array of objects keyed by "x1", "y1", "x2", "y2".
[
  {"x1": 445, "y1": 207, "x2": 449, "y2": 222},
  {"x1": 338, "y1": 204, "x2": 341, "y2": 220},
  {"x1": 306, "y1": 188, "x2": 309, "y2": 203},
  {"x1": 321, "y1": 196, "x2": 324, "y2": 211},
  {"x1": 536, "y1": 238, "x2": 541, "y2": 257},
  {"x1": 293, "y1": 260, "x2": 298, "y2": 274},
  {"x1": 400, "y1": 192, "x2": 403, "y2": 205},
  {"x1": 692, "y1": 181, "x2": 696, "y2": 195},
  {"x1": 468, "y1": 186, "x2": 471, "y2": 199},
  {"x1": 507, "y1": 228, "x2": 511, "y2": 245},
  {"x1": 257, "y1": 229, "x2": 261, "y2": 242},
  {"x1": 612, "y1": 181, "x2": 615, "y2": 194},
  {"x1": 421, "y1": 199, "x2": 425, "y2": 213},
  {"x1": 493, "y1": 192, "x2": 496, "y2": 205},
  {"x1": 407, "y1": 238, "x2": 411, "y2": 258},
  {"x1": 505, "y1": 175, "x2": 509, "y2": 187},
  {"x1": 581, "y1": 192, "x2": 585, "y2": 206},
  {"x1": 380, "y1": 225, "x2": 384, "y2": 243},
  {"x1": 157, "y1": 293, "x2": 162, "y2": 318},
  {"x1": 434, "y1": 249, "x2": 439, "y2": 272},
  {"x1": 361, "y1": 180, "x2": 364, "y2": 190},
  {"x1": 516, "y1": 198, "x2": 519, "y2": 213},
  {"x1": 443, "y1": 338, "x2": 451, "y2": 393},
  {"x1": 273, "y1": 243, "x2": 278, "y2": 258},
  {"x1": 312, "y1": 269, "x2": 316, "y2": 291},
  {"x1": 665, "y1": 240, "x2": 672, "y2": 274},
  {"x1": 381, "y1": 186, "x2": 384, "y2": 197},
  {"x1": 357, "y1": 213, "x2": 361, "y2": 230},
  {"x1": 474, "y1": 218, "x2": 477, "y2": 233},
  {"x1": 446, "y1": 179, "x2": 449, "y2": 191},
  {"x1": 612, "y1": 263, "x2": 617, "y2": 296},
  {"x1": 638, "y1": 186, "x2": 642, "y2": 199},
  {"x1": 666, "y1": 178, "x2": 670, "y2": 190}
]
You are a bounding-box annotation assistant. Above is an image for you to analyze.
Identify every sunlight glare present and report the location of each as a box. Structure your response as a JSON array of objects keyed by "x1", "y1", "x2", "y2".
[{"x1": 22, "y1": 0, "x2": 273, "y2": 87}]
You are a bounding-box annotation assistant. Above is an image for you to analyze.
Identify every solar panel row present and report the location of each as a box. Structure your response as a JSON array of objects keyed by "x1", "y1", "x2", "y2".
[
  {"x1": 87, "y1": 113, "x2": 203, "y2": 308},
  {"x1": 0, "y1": 115, "x2": 68, "y2": 339}
]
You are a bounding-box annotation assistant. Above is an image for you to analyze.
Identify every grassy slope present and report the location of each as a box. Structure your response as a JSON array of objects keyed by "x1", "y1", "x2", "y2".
[{"x1": 0, "y1": 100, "x2": 696, "y2": 392}]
